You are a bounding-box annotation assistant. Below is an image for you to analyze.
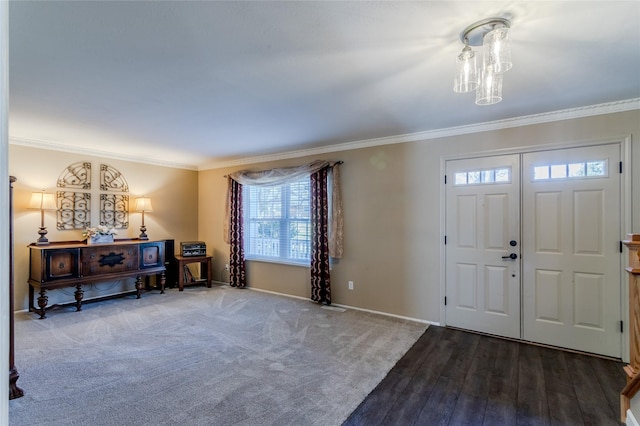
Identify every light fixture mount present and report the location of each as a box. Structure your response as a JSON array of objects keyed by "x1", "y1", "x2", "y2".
[{"x1": 460, "y1": 17, "x2": 511, "y2": 46}]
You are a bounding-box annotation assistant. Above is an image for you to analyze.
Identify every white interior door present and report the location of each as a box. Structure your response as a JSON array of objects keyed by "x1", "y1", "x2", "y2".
[
  {"x1": 445, "y1": 144, "x2": 622, "y2": 358},
  {"x1": 522, "y1": 144, "x2": 622, "y2": 358},
  {"x1": 445, "y1": 154, "x2": 521, "y2": 339}
]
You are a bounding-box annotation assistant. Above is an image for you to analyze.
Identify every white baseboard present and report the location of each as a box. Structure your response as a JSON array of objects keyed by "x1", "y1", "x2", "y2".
[
  {"x1": 246, "y1": 285, "x2": 439, "y2": 326},
  {"x1": 18, "y1": 281, "x2": 440, "y2": 327},
  {"x1": 332, "y1": 302, "x2": 439, "y2": 326},
  {"x1": 628, "y1": 409, "x2": 639, "y2": 426}
]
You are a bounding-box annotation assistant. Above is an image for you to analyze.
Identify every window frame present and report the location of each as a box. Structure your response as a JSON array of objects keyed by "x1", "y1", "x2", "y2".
[
  {"x1": 242, "y1": 178, "x2": 311, "y2": 266},
  {"x1": 531, "y1": 159, "x2": 608, "y2": 181}
]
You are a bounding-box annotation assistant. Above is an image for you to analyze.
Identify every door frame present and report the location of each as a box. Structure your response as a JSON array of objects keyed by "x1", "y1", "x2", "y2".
[{"x1": 439, "y1": 135, "x2": 632, "y2": 361}]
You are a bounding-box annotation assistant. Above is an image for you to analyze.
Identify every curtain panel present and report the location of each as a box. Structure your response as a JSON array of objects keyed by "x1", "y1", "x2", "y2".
[
  {"x1": 310, "y1": 167, "x2": 331, "y2": 304},
  {"x1": 228, "y1": 178, "x2": 246, "y2": 288},
  {"x1": 328, "y1": 163, "x2": 343, "y2": 259},
  {"x1": 228, "y1": 160, "x2": 330, "y2": 186}
]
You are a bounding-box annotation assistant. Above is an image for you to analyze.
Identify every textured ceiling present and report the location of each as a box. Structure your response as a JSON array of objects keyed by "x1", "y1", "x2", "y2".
[{"x1": 8, "y1": 1, "x2": 640, "y2": 169}]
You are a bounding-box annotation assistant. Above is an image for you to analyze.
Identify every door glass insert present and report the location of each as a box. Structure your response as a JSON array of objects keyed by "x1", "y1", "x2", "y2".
[
  {"x1": 532, "y1": 160, "x2": 607, "y2": 181},
  {"x1": 454, "y1": 167, "x2": 511, "y2": 185}
]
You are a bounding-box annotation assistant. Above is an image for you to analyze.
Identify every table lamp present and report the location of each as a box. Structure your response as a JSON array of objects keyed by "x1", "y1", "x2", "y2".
[
  {"x1": 134, "y1": 196, "x2": 153, "y2": 240},
  {"x1": 28, "y1": 191, "x2": 57, "y2": 245}
]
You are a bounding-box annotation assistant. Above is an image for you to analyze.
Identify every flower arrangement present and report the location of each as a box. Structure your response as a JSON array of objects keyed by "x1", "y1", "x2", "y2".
[{"x1": 82, "y1": 225, "x2": 118, "y2": 240}]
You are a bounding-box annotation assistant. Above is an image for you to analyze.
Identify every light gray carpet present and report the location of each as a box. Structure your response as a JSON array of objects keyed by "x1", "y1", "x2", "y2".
[{"x1": 9, "y1": 285, "x2": 427, "y2": 425}]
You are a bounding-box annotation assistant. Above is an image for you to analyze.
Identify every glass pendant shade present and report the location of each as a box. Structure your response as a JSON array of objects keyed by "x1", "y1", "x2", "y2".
[
  {"x1": 453, "y1": 45, "x2": 478, "y2": 93},
  {"x1": 482, "y1": 26, "x2": 512, "y2": 74},
  {"x1": 475, "y1": 68, "x2": 503, "y2": 105}
]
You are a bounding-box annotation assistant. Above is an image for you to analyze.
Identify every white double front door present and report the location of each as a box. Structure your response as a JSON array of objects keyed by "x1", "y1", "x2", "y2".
[{"x1": 445, "y1": 143, "x2": 622, "y2": 358}]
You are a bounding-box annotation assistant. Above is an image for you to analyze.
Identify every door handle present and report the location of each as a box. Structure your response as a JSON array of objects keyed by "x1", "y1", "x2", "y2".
[{"x1": 502, "y1": 253, "x2": 518, "y2": 260}]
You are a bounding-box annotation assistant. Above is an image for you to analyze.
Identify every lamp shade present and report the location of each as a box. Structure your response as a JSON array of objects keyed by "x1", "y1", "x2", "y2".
[
  {"x1": 453, "y1": 45, "x2": 478, "y2": 93},
  {"x1": 28, "y1": 192, "x2": 57, "y2": 210},
  {"x1": 134, "y1": 197, "x2": 153, "y2": 212},
  {"x1": 482, "y1": 26, "x2": 512, "y2": 74},
  {"x1": 475, "y1": 68, "x2": 503, "y2": 105}
]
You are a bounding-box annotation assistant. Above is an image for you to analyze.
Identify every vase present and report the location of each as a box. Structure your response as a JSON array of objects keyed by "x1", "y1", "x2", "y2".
[{"x1": 88, "y1": 235, "x2": 114, "y2": 244}]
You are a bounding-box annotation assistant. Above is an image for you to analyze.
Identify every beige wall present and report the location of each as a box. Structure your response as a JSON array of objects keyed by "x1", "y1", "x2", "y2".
[
  {"x1": 8, "y1": 110, "x2": 639, "y2": 322},
  {"x1": 199, "y1": 110, "x2": 640, "y2": 323},
  {"x1": 9, "y1": 145, "x2": 199, "y2": 311}
]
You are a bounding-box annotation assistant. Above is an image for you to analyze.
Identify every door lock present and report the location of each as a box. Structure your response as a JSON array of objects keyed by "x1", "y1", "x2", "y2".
[{"x1": 502, "y1": 253, "x2": 518, "y2": 260}]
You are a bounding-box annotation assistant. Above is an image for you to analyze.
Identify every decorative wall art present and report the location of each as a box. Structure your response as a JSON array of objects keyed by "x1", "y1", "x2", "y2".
[
  {"x1": 100, "y1": 193, "x2": 129, "y2": 229},
  {"x1": 55, "y1": 162, "x2": 131, "y2": 231},
  {"x1": 56, "y1": 191, "x2": 91, "y2": 230},
  {"x1": 57, "y1": 162, "x2": 91, "y2": 189},
  {"x1": 100, "y1": 164, "x2": 129, "y2": 192},
  {"x1": 99, "y1": 164, "x2": 129, "y2": 229}
]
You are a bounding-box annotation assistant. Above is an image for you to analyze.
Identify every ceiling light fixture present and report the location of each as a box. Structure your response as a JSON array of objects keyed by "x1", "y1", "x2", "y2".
[{"x1": 454, "y1": 17, "x2": 512, "y2": 105}]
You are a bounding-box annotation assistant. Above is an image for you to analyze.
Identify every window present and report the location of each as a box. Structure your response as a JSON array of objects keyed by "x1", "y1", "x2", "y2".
[
  {"x1": 532, "y1": 160, "x2": 607, "y2": 181},
  {"x1": 454, "y1": 167, "x2": 511, "y2": 185},
  {"x1": 243, "y1": 178, "x2": 311, "y2": 264}
]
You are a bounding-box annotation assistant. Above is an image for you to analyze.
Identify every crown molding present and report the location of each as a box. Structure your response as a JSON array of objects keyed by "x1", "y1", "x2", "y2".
[
  {"x1": 200, "y1": 97, "x2": 640, "y2": 170},
  {"x1": 8, "y1": 136, "x2": 199, "y2": 170},
  {"x1": 10, "y1": 98, "x2": 639, "y2": 171}
]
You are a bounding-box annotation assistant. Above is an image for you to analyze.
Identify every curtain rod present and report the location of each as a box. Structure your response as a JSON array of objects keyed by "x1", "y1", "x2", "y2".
[{"x1": 223, "y1": 161, "x2": 343, "y2": 178}]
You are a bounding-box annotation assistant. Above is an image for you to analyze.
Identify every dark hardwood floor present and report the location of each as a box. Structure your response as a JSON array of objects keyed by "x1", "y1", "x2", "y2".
[{"x1": 344, "y1": 326, "x2": 625, "y2": 426}]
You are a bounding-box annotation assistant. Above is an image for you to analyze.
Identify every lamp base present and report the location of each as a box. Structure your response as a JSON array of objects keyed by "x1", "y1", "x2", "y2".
[
  {"x1": 139, "y1": 225, "x2": 149, "y2": 240},
  {"x1": 36, "y1": 227, "x2": 49, "y2": 245}
]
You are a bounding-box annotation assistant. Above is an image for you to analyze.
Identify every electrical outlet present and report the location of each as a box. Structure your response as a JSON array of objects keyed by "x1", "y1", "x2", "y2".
[
  {"x1": 348, "y1": 281, "x2": 354, "y2": 290},
  {"x1": 225, "y1": 263, "x2": 229, "y2": 271}
]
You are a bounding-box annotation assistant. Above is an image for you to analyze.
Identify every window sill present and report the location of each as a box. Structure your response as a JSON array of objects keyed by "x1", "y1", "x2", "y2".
[{"x1": 245, "y1": 257, "x2": 310, "y2": 268}]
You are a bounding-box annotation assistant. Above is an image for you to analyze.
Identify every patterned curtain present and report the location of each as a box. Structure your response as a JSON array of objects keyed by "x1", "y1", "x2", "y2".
[
  {"x1": 328, "y1": 162, "x2": 343, "y2": 259},
  {"x1": 310, "y1": 167, "x2": 331, "y2": 304},
  {"x1": 228, "y1": 178, "x2": 246, "y2": 288}
]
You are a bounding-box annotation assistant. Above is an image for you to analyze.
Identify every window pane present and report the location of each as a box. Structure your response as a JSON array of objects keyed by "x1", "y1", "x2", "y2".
[
  {"x1": 289, "y1": 180, "x2": 310, "y2": 219},
  {"x1": 468, "y1": 171, "x2": 480, "y2": 184},
  {"x1": 568, "y1": 163, "x2": 585, "y2": 177},
  {"x1": 586, "y1": 161, "x2": 605, "y2": 176},
  {"x1": 482, "y1": 170, "x2": 494, "y2": 183},
  {"x1": 455, "y1": 172, "x2": 467, "y2": 185},
  {"x1": 250, "y1": 186, "x2": 282, "y2": 219},
  {"x1": 550, "y1": 164, "x2": 567, "y2": 179},
  {"x1": 494, "y1": 168, "x2": 510, "y2": 182},
  {"x1": 289, "y1": 221, "x2": 310, "y2": 260},
  {"x1": 247, "y1": 220, "x2": 280, "y2": 257},
  {"x1": 533, "y1": 166, "x2": 549, "y2": 180}
]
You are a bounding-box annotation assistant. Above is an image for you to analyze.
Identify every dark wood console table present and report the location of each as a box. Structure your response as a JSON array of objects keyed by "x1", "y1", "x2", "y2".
[
  {"x1": 28, "y1": 239, "x2": 166, "y2": 319},
  {"x1": 175, "y1": 255, "x2": 212, "y2": 291}
]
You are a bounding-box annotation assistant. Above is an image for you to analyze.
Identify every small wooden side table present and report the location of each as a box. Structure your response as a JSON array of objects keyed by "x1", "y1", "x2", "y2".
[{"x1": 175, "y1": 255, "x2": 213, "y2": 291}]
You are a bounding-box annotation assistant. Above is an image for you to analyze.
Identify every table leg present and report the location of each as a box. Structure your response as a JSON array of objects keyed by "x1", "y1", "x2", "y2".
[
  {"x1": 74, "y1": 284, "x2": 84, "y2": 311},
  {"x1": 29, "y1": 285, "x2": 34, "y2": 313},
  {"x1": 135, "y1": 276, "x2": 143, "y2": 299},
  {"x1": 37, "y1": 289, "x2": 48, "y2": 319},
  {"x1": 9, "y1": 366, "x2": 23, "y2": 399},
  {"x1": 178, "y1": 261, "x2": 185, "y2": 291}
]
